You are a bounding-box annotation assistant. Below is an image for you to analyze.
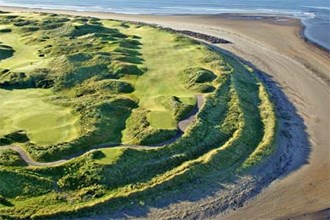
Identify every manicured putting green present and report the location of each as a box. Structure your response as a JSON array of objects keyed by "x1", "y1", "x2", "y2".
[
  {"x1": 147, "y1": 111, "x2": 177, "y2": 129},
  {"x1": 0, "y1": 89, "x2": 80, "y2": 145}
]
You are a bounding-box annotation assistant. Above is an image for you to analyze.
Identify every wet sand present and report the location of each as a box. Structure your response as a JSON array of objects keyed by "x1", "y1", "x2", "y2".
[{"x1": 0, "y1": 5, "x2": 329, "y2": 219}]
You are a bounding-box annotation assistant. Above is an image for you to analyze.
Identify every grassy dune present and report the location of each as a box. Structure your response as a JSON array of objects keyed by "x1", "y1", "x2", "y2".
[
  {"x1": 0, "y1": 12, "x2": 278, "y2": 219},
  {"x1": 121, "y1": 26, "x2": 204, "y2": 130}
]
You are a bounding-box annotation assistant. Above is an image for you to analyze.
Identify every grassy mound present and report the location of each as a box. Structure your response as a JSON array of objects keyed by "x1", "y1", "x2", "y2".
[
  {"x1": 156, "y1": 95, "x2": 196, "y2": 121},
  {"x1": 181, "y1": 67, "x2": 217, "y2": 93},
  {"x1": 0, "y1": 12, "x2": 279, "y2": 219}
]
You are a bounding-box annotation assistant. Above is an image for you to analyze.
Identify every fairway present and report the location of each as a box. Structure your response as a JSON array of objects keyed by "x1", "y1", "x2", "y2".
[
  {"x1": 0, "y1": 24, "x2": 49, "y2": 72},
  {"x1": 0, "y1": 89, "x2": 80, "y2": 145},
  {"x1": 0, "y1": 12, "x2": 286, "y2": 219},
  {"x1": 117, "y1": 25, "x2": 205, "y2": 129}
]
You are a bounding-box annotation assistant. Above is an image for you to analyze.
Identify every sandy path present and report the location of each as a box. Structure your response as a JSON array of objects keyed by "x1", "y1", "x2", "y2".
[
  {"x1": 80, "y1": 13, "x2": 329, "y2": 219},
  {"x1": 178, "y1": 95, "x2": 204, "y2": 132},
  {"x1": 2, "y1": 145, "x2": 68, "y2": 166},
  {"x1": 1, "y1": 95, "x2": 204, "y2": 167},
  {"x1": 2, "y1": 144, "x2": 152, "y2": 166},
  {"x1": 0, "y1": 6, "x2": 329, "y2": 219}
]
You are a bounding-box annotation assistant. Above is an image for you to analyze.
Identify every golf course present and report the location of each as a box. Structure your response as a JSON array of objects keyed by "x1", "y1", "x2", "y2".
[{"x1": 0, "y1": 11, "x2": 306, "y2": 219}]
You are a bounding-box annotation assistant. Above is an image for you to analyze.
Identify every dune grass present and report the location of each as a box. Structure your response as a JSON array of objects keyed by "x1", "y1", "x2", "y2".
[
  {"x1": 105, "y1": 23, "x2": 215, "y2": 129},
  {"x1": 0, "y1": 149, "x2": 27, "y2": 166},
  {"x1": 241, "y1": 82, "x2": 277, "y2": 168},
  {"x1": 0, "y1": 12, "x2": 279, "y2": 219}
]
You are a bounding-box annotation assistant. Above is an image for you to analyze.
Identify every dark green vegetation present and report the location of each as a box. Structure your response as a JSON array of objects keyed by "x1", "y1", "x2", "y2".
[
  {"x1": 0, "y1": 130, "x2": 29, "y2": 145},
  {"x1": 0, "y1": 12, "x2": 145, "y2": 161},
  {"x1": 0, "y1": 12, "x2": 277, "y2": 219},
  {"x1": 0, "y1": 149, "x2": 27, "y2": 166},
  {"x1": 156, "y1": 95, "x2": 196, "y2": 121},
  {"x1": 0, "y1": 42, "x2": 14, "y2": 60}
]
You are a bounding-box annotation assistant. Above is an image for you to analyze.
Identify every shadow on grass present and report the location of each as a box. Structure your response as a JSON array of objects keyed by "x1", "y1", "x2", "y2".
[
  {"x1": 0, "y1": 16, "x2": 311, "y2": 218},
  {"x1": 0, "y1": 198, "x2": 14, "y2": 207},
  {"x1": 70, "y1": 46, "x2": 310, "y2": 220}
]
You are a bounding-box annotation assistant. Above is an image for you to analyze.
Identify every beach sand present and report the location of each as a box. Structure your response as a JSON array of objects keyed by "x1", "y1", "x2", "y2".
[{"x1": 0, "y1": 6, "x2": 329, "y2": 219}]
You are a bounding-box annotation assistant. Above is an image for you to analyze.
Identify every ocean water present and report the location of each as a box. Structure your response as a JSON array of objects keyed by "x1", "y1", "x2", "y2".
[{"x1": 0, "y1": 0, "x2": 329, "y2": 50}]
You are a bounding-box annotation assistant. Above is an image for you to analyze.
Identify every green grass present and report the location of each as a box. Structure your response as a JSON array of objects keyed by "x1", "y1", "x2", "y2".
[
  {"x1": 241, "y1": 82, "x2": 277, "y2": 168},
  {"x1": 0, "y1": 149, "x2": 27, "y2": 166},
  {"x1": 111, "y1": 24, "x2": 222, "y2": 143},
  {"x1": 114, "y1": 25, "x2": 214, "y2": 130},
  {"x1": 0, "y1": 89, "x2": 80, "y2": 145},
  {"x1": 148, "y1": 111, "x2": 177, "y2": 129},
  {"x1": 0, "y1": 12, "x2": 279, "y2": 219},
  {"x1": 0, "y1": 25, "x2": 49, "y2": 72},
  {"x1": 94, "y1": 147, "x2": 125, "y2": 165},
  {"x1": 1, "y1": 13, "x2": 144, "y2": 160}
]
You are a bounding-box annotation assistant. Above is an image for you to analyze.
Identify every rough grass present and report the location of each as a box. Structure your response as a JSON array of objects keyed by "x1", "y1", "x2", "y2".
[
  {"x1": 241, "y1": 82, "x2": 277, "y2": 168},
  {"x1": 0, "y1": 149, "x2": 27, "y2": 166},
  {"x1": 0, "y1": 13, "x2": 143, "y2": 160},
  {"x1": 0, "y1": 12, "x2": 278, "y2": 219},
  {"x1": 181, "y1": 67, "x2": 217, "y2": 92},
  {"x1": 115, "y1": 25, "x2": 216, "y2": 130},
  {"x1": 155, "y1": 95, "x2": 196, "y2": 121}
]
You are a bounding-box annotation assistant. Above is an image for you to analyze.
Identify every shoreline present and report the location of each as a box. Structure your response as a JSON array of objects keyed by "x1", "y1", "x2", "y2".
[
  {"x1": 299, "y1": 22, "x2": 330, "y2": 54},
  {"x1": 0, "y1": 5, "x2": 329, "y2": 52},
  {"x1": 1, "y1": 5, "x2": 330, "y2": 220}
]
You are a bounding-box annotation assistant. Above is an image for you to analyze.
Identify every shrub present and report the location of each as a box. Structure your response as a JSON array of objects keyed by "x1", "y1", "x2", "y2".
[
  {"x1": 0, "y1": 69, "x2": 54, "y2": 89},
  {"x1": 111, "y1": 63, "x2": 144, "y2": 77},
  {"x1": 0, "y1": 130, "x2": 29, "y2": 146},
  {"x1": 0, "y1": 149, "x2": 27, "y2": 166}
]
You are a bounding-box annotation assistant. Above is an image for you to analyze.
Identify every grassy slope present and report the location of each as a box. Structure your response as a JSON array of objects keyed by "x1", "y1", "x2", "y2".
[
  {"x1": 101, "y1": 21, "x2": 220, "y2": 144},
  {"x1": 0, "y1": 13, "x2": 278, "y2": 219},
  {"x1": 0, "y1": 15, "x2": 79, "y2": 146},
  {"x1": 0, "y1": 14, "x2": 141, "y2": 159}
]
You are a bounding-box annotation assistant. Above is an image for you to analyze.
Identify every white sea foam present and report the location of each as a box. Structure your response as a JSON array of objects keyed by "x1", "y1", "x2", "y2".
[
  {"x1": 0, "y1": 0, "x2": 328, "y2": 49},
  {"x1": 305, "y1": 6, "x2": 330, "y2": 11}
]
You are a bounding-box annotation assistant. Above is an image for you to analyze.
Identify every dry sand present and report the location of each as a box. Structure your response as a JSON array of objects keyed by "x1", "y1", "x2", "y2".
[{"x1": 0, "y1": 6, "x2": 329, "y2": 219}]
